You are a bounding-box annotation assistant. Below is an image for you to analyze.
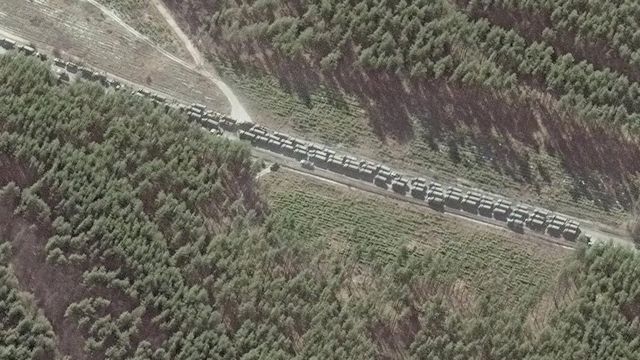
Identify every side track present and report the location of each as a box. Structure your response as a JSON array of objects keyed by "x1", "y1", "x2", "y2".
[{"x1": 0, "y1": 37, "x2": 629, "y2": 249}]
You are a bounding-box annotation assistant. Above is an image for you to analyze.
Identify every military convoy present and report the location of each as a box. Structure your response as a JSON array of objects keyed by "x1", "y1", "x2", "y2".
[
  {"x1": 0, "y1": 36, "x2": 583, "y2": 242},
  {"x1": 0, "y1": 38, "x2": 16, "y2": 50},
  {"x1": 445, "y1": 187, "x2": 464, "y2": 209},
  {"x1": 426, "y1": 183, "x2": 445, "y2": 209},
  {"x1": 242, "y1": 123, "x2": 583, "y2": 241},
  {"x1": 1, "y1": 38, "x2": 47, "y2": 62}
]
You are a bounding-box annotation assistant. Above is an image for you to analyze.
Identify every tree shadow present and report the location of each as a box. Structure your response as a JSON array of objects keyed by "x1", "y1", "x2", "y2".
[
  {"x1": 459, "y1": 1, "x2": 640, "y2": 84},
  {"x1": 210, "y1": 29, "x2": 639, "y2": 214}
]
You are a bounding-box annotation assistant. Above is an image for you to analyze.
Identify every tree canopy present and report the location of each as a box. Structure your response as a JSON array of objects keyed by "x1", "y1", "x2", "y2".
[
  {"x1": 0, "y1": 53, "x2": 640, "y2": 359},
  {"x1": 175, "y1": 0, "x2": 640, "y2": 130}
]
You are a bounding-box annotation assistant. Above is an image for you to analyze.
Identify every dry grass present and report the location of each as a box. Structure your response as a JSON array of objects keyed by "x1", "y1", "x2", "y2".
[
  {"x1": 0, "y1": 0, "x2": 229, "y2": 111},
  {"x1": 261, "y1": 169, "x2": 571, "y2": 304},
  {"x1": 95, "y1": 0, "x2": 190, "y2": 58},
  {"x1": 215, "y1": 58, "x2": 630, "y2": 227}
]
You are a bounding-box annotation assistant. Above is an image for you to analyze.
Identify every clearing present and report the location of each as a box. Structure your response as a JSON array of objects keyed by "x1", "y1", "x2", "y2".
[
  {"x1": 160, "y1": 0, "x2": 637, "y2": 230},
  {"x1": 0, "y1": 0, "x2": 229, "y2": 111},
  {"x1": 260, "y1": 169, "x2": 571, "y2": 304},
  {"x1": 86, "y1": 0, "x2": 190, "y2": 58},
  {"x1": 215, "y1": 63, "x2": 630, "y2": 228}
]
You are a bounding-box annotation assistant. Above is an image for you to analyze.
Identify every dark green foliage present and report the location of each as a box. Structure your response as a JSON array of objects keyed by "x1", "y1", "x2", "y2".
[
  {"x1": 1, "y1": 54, "x2": 640, "y2": 359},
  {"x1": 199, "y1": 0, "x2": 640, "y2": 129},
  {"x1": 629, "y1": 210, "x2": 640, "y2": 246},
  {"x1": 466, "y1": 0, "x2": 640, "y2": 70},
  {"x1": 528, "y1": 244, "x2": 640, "y2": 359},
  {"x1": 0, "y1": 263, "x2": 57, "y2": 360},
  {"x1": 0, "y1": 187, "x2": 56, "y2": 360},
  {"x1": 0, "y1": 54, "x2": 382, "y2": 359},
  {"x1": 164, "y1": 0, "x2": 640, "y2": 223}
]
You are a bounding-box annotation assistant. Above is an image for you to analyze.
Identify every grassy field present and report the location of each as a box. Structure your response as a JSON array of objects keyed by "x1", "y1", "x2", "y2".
[
  {"x1": 95, "y1": 0, "x2": 189, "y2": 59},
  {"x1": 215, "y1": 63, "x2": 372, "y2": 147},
  {"x1": 0, "y1": 0, "x2": 228, "y2": 111},
  {"x1": 218, "y1": 62, "x2": 627, "y2": 226},
  {"x1": 261, "y1": 169, "x2": 571, "y2": 304}
]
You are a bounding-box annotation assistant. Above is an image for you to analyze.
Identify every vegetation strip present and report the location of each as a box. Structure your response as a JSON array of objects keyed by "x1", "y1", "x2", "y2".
[
  {"x1": 0, "y1": 46, "x2": 638, "y2": 360},
  {"x1": 0, "y1": 37, "x2": 598, "y2": 249}
]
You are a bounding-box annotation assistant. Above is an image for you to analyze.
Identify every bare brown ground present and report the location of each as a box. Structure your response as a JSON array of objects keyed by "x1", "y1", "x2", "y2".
[
  {"x1": 0, "y1": 154, "x2": 36, "y2": 188},
  {"x1": 0, "y1": 201, "x2": 86, "y2": 359},
  {"x1": 1, "y1": 207, "x2": 169, "y2": 359},
  {"x1": 0, "y1": 161, "x2": 168, "y2": 359},
  {"x1": 0, "y1": 0, "x2": 229, "y2": 112}
]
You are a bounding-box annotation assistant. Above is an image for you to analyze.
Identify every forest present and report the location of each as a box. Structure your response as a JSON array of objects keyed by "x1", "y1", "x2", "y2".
[
  {"x1": 161, "y1": 0, "x2": 640, "y2": 225},
  {"x1": 174, "y1": 0, "x2": 640, "y2": 128},
  {"x1": 1, "y1": 52, "x2": 640, "y2": 359}
]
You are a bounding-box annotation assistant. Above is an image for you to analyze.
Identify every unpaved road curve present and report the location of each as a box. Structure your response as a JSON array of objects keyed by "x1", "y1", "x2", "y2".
[
  {"x1": 149, "y1": 0, "x2": 204, "y2": 66},
  {"x1": 83, "y1": 0, "x2": 193, "y2": 69},
  {"x1": 150, "y1": 0, "x2": 253, "y2": 124},
  {"x1": 85, "y1": 0, "x2": 253, "y2": 123}
]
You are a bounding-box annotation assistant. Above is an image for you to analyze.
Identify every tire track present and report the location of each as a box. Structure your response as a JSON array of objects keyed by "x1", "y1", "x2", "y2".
[
  {"x1": 149, "y1": 0, "x2": 253, "y2": 124},
  {"x1": 85, "y1": 0, "x2": 253, "y2": 124}
]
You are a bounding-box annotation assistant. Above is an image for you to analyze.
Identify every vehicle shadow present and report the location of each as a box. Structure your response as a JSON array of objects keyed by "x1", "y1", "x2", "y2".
[{"x1": 211, "y1": 41, "x2": 639, "y2": 215}]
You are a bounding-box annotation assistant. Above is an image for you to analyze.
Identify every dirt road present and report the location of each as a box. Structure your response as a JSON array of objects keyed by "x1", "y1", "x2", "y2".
[
  {"x1": 1, "y1": 0, "x2": 628, "y2": 251},
  {"x1": 149, "y1": 0, "x2": 253, "y2": 123},
  {"x1": 149, "y1": 0, "x2": 204, "y2": 66},
  {"x1": 254, "y1": 152, "x2": 578, "y2": 251},
  {"x1": 84, "y1": 0, "x2": 253, "y2": 123},
  {"x1": 276, "y1": 166, "x2": 532, "y2": 236},
  {"x1": 0, "y1": 0, "x2": 229, "y2": 109},
  {"x1": 84, "y1": 0, "x2": 192, "y2": 69}
]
